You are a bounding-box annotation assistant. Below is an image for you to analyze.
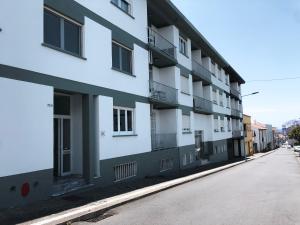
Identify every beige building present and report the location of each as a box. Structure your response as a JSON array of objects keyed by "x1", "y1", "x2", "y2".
[{"x1": 243, "y1": 114, "x2": 254, "y2": 156}]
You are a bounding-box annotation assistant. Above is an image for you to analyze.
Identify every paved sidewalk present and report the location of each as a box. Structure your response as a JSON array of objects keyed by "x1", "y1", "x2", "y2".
[{"x1": 0, "y1": 151, "x2": 274, "y2": 225}]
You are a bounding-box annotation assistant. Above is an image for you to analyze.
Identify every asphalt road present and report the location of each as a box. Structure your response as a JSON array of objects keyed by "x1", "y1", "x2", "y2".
[{"x1": 78, "y1": 149, "x2": 300, "y2": 225}]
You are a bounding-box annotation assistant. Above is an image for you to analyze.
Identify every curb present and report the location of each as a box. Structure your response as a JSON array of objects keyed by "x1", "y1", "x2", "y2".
[{"x1": 21, "y1": 150, "x2": 275, "y2": 225}]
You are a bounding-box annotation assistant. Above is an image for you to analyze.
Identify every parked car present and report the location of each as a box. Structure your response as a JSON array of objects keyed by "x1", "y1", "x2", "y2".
[{"x1": 294, "y1": 146, "x2": 300, "y2": 152}]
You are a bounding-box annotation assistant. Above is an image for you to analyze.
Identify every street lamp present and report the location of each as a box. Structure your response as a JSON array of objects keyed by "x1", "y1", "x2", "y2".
[{"x1": 242, "y1": 91, "x2": 259, "y2": 98}]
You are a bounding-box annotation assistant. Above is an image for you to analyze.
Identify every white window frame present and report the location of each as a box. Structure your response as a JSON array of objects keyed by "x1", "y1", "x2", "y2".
[
  {"x1": 112, "y1": 41, "x2": 133, "y2": 75},
  {"x1": 111, "y1": 0, "x2": 132, "y2": 15},
  {"x1": 182, "y1": 114, "x2": 191, "y2": 133},
  {"x1": 180, "y1": 75, "x2": 190, "y2": 95},
  {"x1": 179, "y1": 35, "x2": 188, "y2": 56},
  {"x1": 113, "y1": 106, "x2": 135, "y2": 135}
]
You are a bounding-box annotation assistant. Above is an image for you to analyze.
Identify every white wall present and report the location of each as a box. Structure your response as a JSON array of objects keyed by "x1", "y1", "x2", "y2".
[
  {"x1": 194, "y1": 114, "x2": 213, "y2": 142},
  {"x1": 0, "y1": 1, "x2": 149, "y2": 98},
  {"x1": 177, "y1": 110, "x2": 194, "y2": 147},
  {"x1": 75, "y1": 0, "x2": 148, "y2": 43},
  {"x1": 98, "y1": 96, "x2": 151, "y2": 160},
  {"x1": 0, "y1": 78, "x2": 53, "y2": 177}
]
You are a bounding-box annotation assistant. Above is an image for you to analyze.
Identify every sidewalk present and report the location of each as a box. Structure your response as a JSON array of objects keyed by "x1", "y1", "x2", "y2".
[{"x1": 0, "y1": 150, "x2": 275, "y2": 225}]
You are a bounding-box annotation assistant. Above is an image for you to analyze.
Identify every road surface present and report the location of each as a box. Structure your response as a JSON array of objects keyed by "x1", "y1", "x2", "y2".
[{"x1": 77, "y1": 149, "x2": 300, "y2": 225}]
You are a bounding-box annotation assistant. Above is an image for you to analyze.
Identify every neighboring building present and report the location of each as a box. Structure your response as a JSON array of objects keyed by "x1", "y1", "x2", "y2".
[
  {"x1": 0, "y1": 0, "x2": 245, "y2": 209},
  {"x1": 252, "y1": 121, "x2": 267, "y2": 152},
  {"x1": 243, "y1": 114, "x2": 253, "y2": 156},
  {"x1": 265, "y1": 124, "x2": 274, "y2": 151}
]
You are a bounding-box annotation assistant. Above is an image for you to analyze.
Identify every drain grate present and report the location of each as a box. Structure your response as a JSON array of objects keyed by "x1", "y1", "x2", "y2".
[{"x1": 85, "y1": 212, "x2": 116, "y2": 223}]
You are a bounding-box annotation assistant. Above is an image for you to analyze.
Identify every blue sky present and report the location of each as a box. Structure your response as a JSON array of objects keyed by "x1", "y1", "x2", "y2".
[{"x1": 171, "y1": 0, "x2": 300, "y2": 127}]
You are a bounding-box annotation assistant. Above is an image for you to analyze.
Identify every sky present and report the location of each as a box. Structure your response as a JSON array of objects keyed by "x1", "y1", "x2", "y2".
[{"x1": 171, "y1": 0, "x2": 300, "y2": 128}]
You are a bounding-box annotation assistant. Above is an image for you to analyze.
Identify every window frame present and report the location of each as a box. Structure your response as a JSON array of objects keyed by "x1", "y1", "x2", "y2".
[
  {"x1": 112, "y1": 41, "x2": 133, "y2": 75},
  {"x1": 179, "y1": 35, "x2": 188, "y2": 57},
  {"x1": 111, "y1": 0, "x2": 133, "y2": 18},
  {"x1": 113, "y1": 106, "x2": 135, "y2": 136},
  {"x1": 182, "y1": 114, "x2": 191, "y2": 133},
  {"x1": 43, "y1": 7, "x2": 83, "y2": 58}
]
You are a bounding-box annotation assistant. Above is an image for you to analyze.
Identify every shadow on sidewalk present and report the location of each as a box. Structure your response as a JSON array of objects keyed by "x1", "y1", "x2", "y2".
[{"x1": 0, "y1": 158, "x2": 244, "y2": 225}]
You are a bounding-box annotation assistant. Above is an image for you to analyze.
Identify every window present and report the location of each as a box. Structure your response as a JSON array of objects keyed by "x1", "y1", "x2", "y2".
[
  {"x1": 211, "y1": 61, "x2": 216, "y2": 76},
  {"x1": 214, "y1": 117, "x2": 219, "y2": 132},
  {"x1": 226, "y1": 96, "x2": 230, "y2": 108},
  {"x1": 220, "y1": 118, "x2": 225, "y2": 132},
  {"x1": 227, "y1": 118, "x2": 232, "y2": 131},
  {"x1": 111, "y1": 0, "x2": 132, "y2": 15},
  {"x1": 180, "y1": 75, "x2": 190, "y2": 94},
  {"x1": 213, "y1": 89, "x2": 218, "y2": 104},
  {"x1": 112, "y1": 42, "x2": 132, "y2": 74},
  {"x1": 219, "y1": 91, "x2": 223, "y2": 107},
  {"x1": 44, "y1": 8, "x2": 82, "y2": 56},
  {"x1": 182, "y1": 115, "x2": 191, "y2": 133},
  {"x1": 113, "y1": 107, "x2": 134, "y2": 135},
  {"x1": 179, "y1": 35, "x2": 188, "y2": 56}
]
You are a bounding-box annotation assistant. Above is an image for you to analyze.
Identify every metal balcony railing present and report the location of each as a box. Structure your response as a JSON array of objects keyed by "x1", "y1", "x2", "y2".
[
  {"x1": 148, "y1": 27, "x2": 177, "y2": 60},
  {"x1": 232, "y1": 130, "x2": 243, "y2": 138},
  {"x1": 152, "y1": 133, "x2": 177, "y2": 150},
  {"x1": 193, "y1": 96, "x2": 213, "y2": 113},
  {"x1": 149, "y1": 80, "x2": 178, "y2": 105},
  {"x1": 192, "y1": 60, "x2": 212, "y2": 83},
  {"x1": 230, "y1": 87, "x2": 241, "y2": 98},
  {"x1": 231, "y1": 109, "x2": 242, "y2": 118}
]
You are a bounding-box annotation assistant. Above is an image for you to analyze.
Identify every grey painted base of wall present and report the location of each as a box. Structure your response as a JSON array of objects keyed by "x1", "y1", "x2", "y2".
[
  {"x1": 0, "y1": 169, "x2": 53, "y2": 209},
  {"x1": 0, "y1": 138, "x2": 239, "y2": 209}
]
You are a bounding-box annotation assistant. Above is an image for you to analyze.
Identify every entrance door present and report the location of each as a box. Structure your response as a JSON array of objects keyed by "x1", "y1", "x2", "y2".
[{"x1": 54, "y1": 116, "x2": 71, "y2": 176}]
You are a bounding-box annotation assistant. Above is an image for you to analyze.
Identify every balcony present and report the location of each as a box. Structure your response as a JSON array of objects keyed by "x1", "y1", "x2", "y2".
[
  {"x1": 230, "y1": 87, "x2": 241, "y2": 99},
  {"x1": 148, "y1": 27, "x2": 177, "y2": 68},
  {"x1": 232, "y1": 130, "x2": 244, "y2": 138},
  {"x1": 151, "y1": 133, "x2": 177, "y2": 150},
  {"x1": 149, "y1": 80, "x2": 178, "y2": 109},
  {"x1": 191, "y1": 60, "x2": 212, "y2": 85},
  {"x1": 193, "y1": 96, "x2": 213, "y2": 115},
  {"x1": 231, "y1": 109, "x2": 243, "y2": 118}
]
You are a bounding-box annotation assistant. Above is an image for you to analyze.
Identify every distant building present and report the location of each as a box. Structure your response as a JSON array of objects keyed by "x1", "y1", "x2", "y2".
[
  {"x1": 243, "y1": 114, "x2": 254, "y2": 156},
  {"x1": 252, "y1": 121, "x2": 267, "y2": 153}
]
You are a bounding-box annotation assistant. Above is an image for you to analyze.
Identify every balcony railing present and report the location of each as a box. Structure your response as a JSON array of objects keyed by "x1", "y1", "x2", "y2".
[
  {"x1": 231, "y1": 109, "x2": 242, "y2": 118},
  {"x1": 149, "y1": 80, "x2": 178, "y2": 106},
  {"x1": 152, "y1": 133, "x2": 177, "y2": 150},
  {"x1": 230, "y1": 87, "x2": 241, "y2": 99},
  {"x1": 193, "y1": 96, "x2": 213, "y2": 114},
  {"x1": 191, "y1": 60, "x2": 212, "y2": 83},
  {"x1": 232, "y1": 130, "x2": 243, "y2": 138},
  {"x1": 148, "y1": 27, "x2": 177, "y2": 60}
]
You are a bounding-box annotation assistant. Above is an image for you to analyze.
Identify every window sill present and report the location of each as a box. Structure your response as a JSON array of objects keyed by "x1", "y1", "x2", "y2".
[
  {"x1": 113, "y1": 134, "x2": 138, "y2": 137},
  {"x1": 42, "y1": 43, "x2": 87, "y2": 60},
  {"x1": 112, "y1": 67, "x2": 136, "y2": 77},
  {"x1": 179, "y1": 51, "x2": 189, "y2": 59},
  {"x1": 182, "y1": 131, "x2": 192, "y2": 134},
  {"x1": 181, "y1": 91, "x2": 191, "y2": 96},
  {"x1": 111, "y1": 1, "x2": 135, "y2": 19}
]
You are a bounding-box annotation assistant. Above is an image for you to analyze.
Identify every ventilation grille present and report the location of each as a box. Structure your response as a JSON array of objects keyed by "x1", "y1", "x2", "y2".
[
  {"x1": 114, "y1": 162, "x2": 137, "y2": 182},
  {"x1": 160, "y1": 159, "x2": 174, "y2": 172}
]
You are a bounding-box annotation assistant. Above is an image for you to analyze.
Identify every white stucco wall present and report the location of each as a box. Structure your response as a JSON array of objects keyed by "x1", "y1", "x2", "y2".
[
  {"x1": 98, "y1": 96, "x2": 151, "y2": 160},
  {"x1": 0, "y1": 78, "x2": 53, "y2": 177},
  {"x1": 0, "y1": 1, "x2": 149, "y2": 98}
]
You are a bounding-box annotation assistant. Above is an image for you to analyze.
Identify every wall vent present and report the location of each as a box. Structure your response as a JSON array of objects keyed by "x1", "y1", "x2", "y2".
[
  {"x1": 114, "y1": 161, "x2": 137, "y2": 182},
  {"x1": 160, "y1": 159, "x2": 173, "y2": 172}
]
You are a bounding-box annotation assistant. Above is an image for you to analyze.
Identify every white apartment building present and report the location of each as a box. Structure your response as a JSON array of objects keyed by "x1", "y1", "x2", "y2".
[{"x1": 0, "y1": 0, "x2": 245, "y2": 209}]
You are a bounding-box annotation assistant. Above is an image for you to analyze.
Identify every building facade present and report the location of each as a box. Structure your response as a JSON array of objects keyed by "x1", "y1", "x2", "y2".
[
  {"x1": 0, "y1": 0, "x2": 245, "y2": 209},
  {"x1": 252, "y1": 121, "x2": 267, "y2": 153},
  {"x1": 243, "y1": 114, "x2": 253, "y2": 156}
]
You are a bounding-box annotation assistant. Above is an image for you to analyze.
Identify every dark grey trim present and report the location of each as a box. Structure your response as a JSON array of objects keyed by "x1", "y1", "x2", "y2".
[
  {"x1": 179, "y1": 105, "x2": 193, "y2": 115},
  {"x1": 0, "y1": 64, "x2": 149, "y2": 105},
  {"x1": 0, "y1": 169, "x2": 53, "y2": 209},
  {"x1": 44, "y1": 0, "x2": 147, "y2": 50},
  {"x1": 82, "y1": 94, "x2": 96, "y2": 182},
  {"x1": 177, "y1": 64, "x2": 191, "y2": 77}
]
